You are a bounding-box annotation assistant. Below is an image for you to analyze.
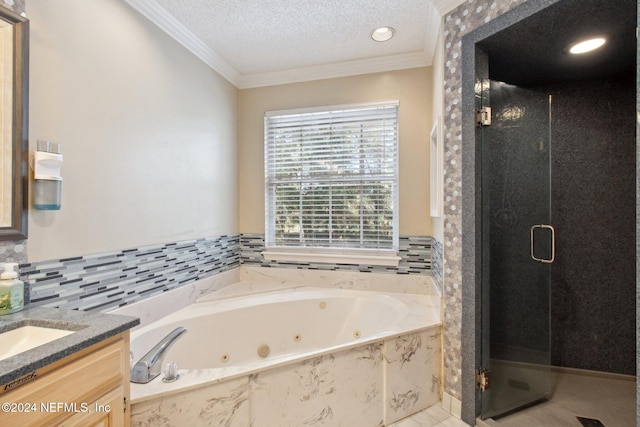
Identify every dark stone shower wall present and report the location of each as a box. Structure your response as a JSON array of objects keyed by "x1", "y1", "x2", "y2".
[{"x1": 546, "y1": 75, "x2": 636, "y2": 375}]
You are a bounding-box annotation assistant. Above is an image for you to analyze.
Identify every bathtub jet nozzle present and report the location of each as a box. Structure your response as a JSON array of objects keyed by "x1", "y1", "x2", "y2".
[{"x1": 131, "y1": 326, "x2": 187, "y2": 384}]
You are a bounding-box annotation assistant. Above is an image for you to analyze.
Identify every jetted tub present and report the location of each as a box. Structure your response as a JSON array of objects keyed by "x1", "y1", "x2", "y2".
[{"x1": 129, "y1": 285, "x2": 442, "y2": 427}]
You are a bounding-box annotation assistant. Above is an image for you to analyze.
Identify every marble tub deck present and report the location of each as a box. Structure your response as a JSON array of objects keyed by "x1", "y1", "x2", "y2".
[
  {"x1": 128, "y1": 283, "x2": 442, "y2": 426},
  {"x1": 115, "y1": 270, "x2": 445, "y2": 426}
]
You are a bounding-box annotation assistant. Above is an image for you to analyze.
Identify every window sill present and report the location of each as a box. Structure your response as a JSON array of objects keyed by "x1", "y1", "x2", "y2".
[{"x1": 262, "y1": 249, "x2": 401, "y2": 267}]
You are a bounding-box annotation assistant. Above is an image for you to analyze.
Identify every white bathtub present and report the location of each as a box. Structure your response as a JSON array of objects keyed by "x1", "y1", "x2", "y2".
[{"x1": 129, "y1": 284, "x2": 442, "y2": 426}]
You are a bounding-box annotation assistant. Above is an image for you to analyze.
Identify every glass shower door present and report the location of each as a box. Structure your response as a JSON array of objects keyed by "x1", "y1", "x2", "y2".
[{"x1": 479, "y1": 79, "x2": 553, "y2": 419}]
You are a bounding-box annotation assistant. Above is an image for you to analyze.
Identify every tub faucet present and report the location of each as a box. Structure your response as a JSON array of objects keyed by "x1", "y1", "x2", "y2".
[{"x1": 130, "y1": 326, "x2": 187, "y2": 384}]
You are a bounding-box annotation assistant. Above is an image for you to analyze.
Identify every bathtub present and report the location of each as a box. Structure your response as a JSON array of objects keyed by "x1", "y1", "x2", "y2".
[{"x1": 129, "y1": 285, "x2": 442, "y2": 426}]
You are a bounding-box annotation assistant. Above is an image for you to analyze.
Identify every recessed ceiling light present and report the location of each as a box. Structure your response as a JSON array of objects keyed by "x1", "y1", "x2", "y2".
[
  {"x1": 371, "y1": 26, "x2": 395, "y2": 42},
  {"x1": 568, "y1": 37, "x2": 606, "y2": 54}
]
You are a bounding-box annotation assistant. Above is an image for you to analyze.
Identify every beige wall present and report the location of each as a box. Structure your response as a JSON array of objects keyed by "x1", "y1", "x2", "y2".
[
  {"x1": 24, "y1": 1, "x2": 435, "y2": 262},
  {"x1": 238, "y1": 68, "x2": 434, "y2": 236},
  {"x1": 27, "y1": 0, "x2": 238, "y2": 262}
]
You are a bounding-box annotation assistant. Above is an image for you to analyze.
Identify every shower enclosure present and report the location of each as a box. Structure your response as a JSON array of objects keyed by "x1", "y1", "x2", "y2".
[
  {"x1": 460, "y1": 0, "x2": 638, "y2": 424},
  {"x1": 479, "y1": 79, "x2": 553, "y2": 419}
]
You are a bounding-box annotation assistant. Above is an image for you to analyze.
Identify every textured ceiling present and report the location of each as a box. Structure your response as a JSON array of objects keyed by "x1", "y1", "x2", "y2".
[
  {"x1": 124, "y1": 0, "x2": 466, "y2": 88},
  {"x1": 481, "y1": 0, "x2": 637, "y2": 87}
]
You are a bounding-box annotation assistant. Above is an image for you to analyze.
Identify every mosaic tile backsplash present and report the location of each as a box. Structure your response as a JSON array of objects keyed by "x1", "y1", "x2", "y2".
[
  {"x1": 1, "y1": 0, "x2": 25, "y2": 16},
  {"x1": 0, "y1": 240, "x2": 27, "y2": 264},
  {"x1": 22, "y1": 235, "x2": 240, "y2": 312},
  {"x1": 241, "y1": 234, "x2": 434, "y2": 275},
  {"x1": 15, "y1": 234, "x2": 437, "y2": 313}
]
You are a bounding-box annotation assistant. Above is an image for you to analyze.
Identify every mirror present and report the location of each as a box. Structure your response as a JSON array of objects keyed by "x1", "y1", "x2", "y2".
[{"x1": 0, "y1": 6, "x2": 27, "y2": 240}]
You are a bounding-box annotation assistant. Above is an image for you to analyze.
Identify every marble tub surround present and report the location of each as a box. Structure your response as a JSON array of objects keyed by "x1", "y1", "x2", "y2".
[
  {"x1": 385, "y1": 330, "x2": 443, "y2": 424},
  {"x1": 131, "y1": 376, "x2": 249, "y2": 426},
  {"x1": 109, "y1": 266, "x2": 441, "y2": 333},
  {"x1": 108, "y1": 268, "x2": 239, "y2": 329},
  {"x1": 129, "y1": 285, "x2": 441, "y2": 403},
  {"x1": 239, "y1": 265, "x2": 441, "y2": 296},
  {"x1": 0, "y1": 306, "x2": 139, "y2": 386},
  {"x1": 128, "y1": 283, "x2": 441, "y2": 426},
  {"x1": 131, "y1": 328, "x2": 442, "y2": 427},
  {"x1": 249, "y1": 344, "x2": 388, "y2": 426},
  {"x1": 195, "y1": 279, "x2": 303, "y2": 302}
]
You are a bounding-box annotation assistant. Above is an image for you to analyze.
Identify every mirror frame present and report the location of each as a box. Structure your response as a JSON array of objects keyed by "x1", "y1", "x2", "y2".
[{"x1": 0, "y1": 7, "x2": 28, "y2": 241}]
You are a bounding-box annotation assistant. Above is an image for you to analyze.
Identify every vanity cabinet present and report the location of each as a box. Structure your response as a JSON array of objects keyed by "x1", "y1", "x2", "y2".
[{"x1": 0, "y1": 331, "x2": 130, "y2": 427}]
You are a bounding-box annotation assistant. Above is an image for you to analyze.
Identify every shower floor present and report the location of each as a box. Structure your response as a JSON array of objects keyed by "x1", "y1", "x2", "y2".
[{"x1": 480, "y1": 368, "x2": 636, "y2": 427}]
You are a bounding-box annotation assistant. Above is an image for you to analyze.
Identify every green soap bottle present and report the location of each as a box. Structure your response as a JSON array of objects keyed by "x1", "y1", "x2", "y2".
[{"x1": 0, "y1": 263, "x2": 24, "y2": 315}]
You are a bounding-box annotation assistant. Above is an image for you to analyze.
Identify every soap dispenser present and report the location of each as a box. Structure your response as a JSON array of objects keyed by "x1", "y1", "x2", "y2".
[{"x1": 0, "y1": 263, "x2": 24, "y2": 315}]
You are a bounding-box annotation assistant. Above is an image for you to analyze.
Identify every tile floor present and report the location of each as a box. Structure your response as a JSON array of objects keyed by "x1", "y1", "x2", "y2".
[
  {"x1": 479, "y1": 370, "x2": 636, "y2": 427},
  {"x1": 388, "y1": 404, "x2": 469, "y2": 427},
  {"x1": 391, "y1": 369, "x2": 636, "y2": 427}
]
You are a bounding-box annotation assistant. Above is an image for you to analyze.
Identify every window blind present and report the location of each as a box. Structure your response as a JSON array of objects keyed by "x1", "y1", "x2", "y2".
[{"x1": 264, "y1": 102, "x2": 399, "y2": 253}]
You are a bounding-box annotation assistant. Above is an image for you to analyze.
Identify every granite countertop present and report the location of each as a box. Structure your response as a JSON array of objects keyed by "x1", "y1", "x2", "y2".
[{"x1": 0, "y1": 307, "x2": 140, "y2": 387}]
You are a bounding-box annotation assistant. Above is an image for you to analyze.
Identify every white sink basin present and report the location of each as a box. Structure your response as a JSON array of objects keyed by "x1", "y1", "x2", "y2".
[{"x1": 0, "y1": 325, "x2": 74, "y2": 361}]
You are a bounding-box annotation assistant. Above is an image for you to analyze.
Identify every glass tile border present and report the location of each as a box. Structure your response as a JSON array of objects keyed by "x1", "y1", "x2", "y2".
[
  {"x1": 21, "y1": 235, "x2": 240, "y2": 312},
  {"x1": 17, "y1": 234, "x2": 435, "y2": 312},
  {"x1": 240, "y1": 234, "x2": 433, "y2": 275}
]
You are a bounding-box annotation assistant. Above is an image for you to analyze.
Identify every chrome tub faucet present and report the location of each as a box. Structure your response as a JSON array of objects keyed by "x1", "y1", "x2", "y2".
[{"x1": 130, "y1": 326, "x2": 187, "y2": 384}]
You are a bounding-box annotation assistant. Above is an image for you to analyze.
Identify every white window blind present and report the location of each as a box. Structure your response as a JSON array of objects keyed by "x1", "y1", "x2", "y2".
[{"x1": 264, "y1": 101, "x2": 399, "y2": 255}]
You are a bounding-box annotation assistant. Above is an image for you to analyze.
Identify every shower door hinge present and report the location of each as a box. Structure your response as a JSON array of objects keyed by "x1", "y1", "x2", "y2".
[
  {"x1": 477, "y1": 369, "x2": 491, "y2": 392},
  {"x1": 477, "y1": 107, "x2": 492, "y2": 126}
]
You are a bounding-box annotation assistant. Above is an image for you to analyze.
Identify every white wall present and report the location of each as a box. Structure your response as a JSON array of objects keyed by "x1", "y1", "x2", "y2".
[
  {"x1": 27, "y1": 0, "x2": 238, "y2": 262},
  {"x1": 430, "y1": 25, "x2": 445, "y2": 242}
]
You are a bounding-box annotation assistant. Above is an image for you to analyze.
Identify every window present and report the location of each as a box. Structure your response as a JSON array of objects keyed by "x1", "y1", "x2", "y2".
[{"x1": 264, "y1": 101, "x2": 399, "y2": 266}]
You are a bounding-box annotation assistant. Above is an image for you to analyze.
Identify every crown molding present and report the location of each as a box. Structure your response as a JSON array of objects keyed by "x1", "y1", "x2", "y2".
[
  {"x1": 237, "y1": 51, "x2": 431, "y2": 89},
  {"x1": 124, "y1": 0, "x2": 450, "y2": 89},
  {"x1": 238, "y1": 1, "x2": 443, "y2": 88},
  {"x1": 431, "y1": 0, "x2": 467, "y2": 15},
  {"x1": 422, "y1": 2, "x2": 442, "y2": 68},
  {"x1": 122, "y1": 0, "x2": 242, "y2": 86}
]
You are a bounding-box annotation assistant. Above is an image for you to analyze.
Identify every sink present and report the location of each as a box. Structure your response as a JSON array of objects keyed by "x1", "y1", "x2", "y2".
[{"x1": 0, "y1": 326, "x2": 74, "y2": 361}]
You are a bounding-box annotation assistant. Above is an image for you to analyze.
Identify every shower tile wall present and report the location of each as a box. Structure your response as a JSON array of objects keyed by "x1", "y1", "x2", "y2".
[
  {"x1": 1, "y1": 1, "x2": 24, "y2": 15},
  {"x1": 0, "y1": 240, "x2": 26, "y2": 264},
  {"x1": 636, "y1": 7, "x2": 639, "y2": 423},
  {"x1": 545, "y1": 76, "x2": 636, "y2": 375},
  {"x1": 443, "y1": 0, "x2": 526, "y2": 403},
  {"x1": 480, "y1": 75, "x2": 636, "y2": 376}
]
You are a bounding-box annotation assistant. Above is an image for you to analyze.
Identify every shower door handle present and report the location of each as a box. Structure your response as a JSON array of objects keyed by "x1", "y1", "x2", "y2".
[{"x1": 530, "y1": 224, "x2": 555, "y2": 264}]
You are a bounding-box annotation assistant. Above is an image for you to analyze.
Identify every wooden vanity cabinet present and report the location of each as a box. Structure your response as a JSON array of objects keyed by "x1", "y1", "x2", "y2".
[{"x1": 0, "y1": 331, "x2": 130, "y2": 427}]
